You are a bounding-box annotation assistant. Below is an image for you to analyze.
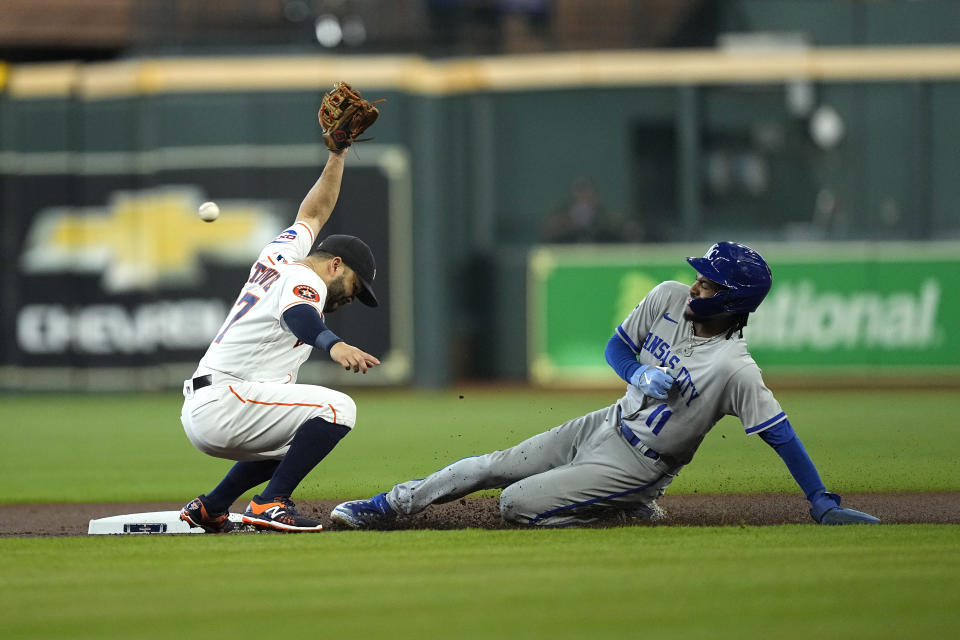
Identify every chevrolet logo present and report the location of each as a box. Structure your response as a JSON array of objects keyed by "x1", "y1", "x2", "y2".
[{"x1": 20, "y1": 187, "x2": 281, "y2": 292}]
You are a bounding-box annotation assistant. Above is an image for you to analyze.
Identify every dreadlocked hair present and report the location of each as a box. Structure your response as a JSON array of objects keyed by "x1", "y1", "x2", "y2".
[{"x1": 725, "y1": 313, "x2": 749, "y2": 340}]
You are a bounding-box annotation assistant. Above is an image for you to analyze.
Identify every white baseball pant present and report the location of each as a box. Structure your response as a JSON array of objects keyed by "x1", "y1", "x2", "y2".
[{"x1": 181, "y1": 375, "x2": 357, "y2": 461}]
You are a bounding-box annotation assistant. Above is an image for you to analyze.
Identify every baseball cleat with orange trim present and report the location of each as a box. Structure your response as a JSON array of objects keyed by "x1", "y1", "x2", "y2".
[
  {"x1": 179, "y1": 495, "x2": 234, "y2": 533},
  {"x1": 241, "y1": 495, "x2": 323, "y2": 532}
]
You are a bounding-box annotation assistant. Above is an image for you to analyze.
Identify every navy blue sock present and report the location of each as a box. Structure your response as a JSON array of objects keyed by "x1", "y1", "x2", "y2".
[
  {"x1": 205, "y1": 460, "x2": 279, "y2": 512},
  {"x1": 261, "y1": 418, "x2": 351, "y2": 499}
]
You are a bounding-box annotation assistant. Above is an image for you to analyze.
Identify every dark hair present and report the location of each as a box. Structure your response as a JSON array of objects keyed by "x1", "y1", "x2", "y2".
[{"x1": 725, "y1": 313, "x2": 749, "y2": 340}]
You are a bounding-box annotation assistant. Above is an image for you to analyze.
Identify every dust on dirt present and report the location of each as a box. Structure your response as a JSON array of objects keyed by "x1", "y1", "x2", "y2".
[{"x1": 1, "y1": 492, "x2": 956, "y2": 537}]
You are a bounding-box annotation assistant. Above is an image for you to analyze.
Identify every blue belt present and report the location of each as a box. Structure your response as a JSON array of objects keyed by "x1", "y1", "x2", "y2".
[{"x1": 619, "y1": 421, "x2": 661, "y2": 460}]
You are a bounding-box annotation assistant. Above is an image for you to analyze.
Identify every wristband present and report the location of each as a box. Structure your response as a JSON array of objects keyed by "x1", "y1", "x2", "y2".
[{"x1": 315, "y1": 329, "x2": 343, "y2": 353}]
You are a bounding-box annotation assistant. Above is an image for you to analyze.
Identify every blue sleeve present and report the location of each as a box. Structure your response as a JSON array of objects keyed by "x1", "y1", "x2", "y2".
[
  {"x1": 605, "y1": 333, "x2": 643, "y2": 383},
  {"x1": 759, "y1": 419, "x2": 827, "y2": 501},
  {"x1": 281, "y1": 304, "x2": 343, "y2": 352}
]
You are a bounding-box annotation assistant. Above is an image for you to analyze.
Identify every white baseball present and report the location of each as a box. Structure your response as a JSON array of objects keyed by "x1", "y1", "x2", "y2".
[{"x1": 198, "y1": 201, "x2": 220, "y2": 222}]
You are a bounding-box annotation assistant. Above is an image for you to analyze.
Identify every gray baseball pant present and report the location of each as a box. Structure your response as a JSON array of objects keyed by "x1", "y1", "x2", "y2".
[{"x1": 385, "y1": 403, "x2": 677, "y2": 526}]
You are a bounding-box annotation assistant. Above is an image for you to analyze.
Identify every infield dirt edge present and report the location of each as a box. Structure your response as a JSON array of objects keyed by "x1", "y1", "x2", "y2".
[{"x1": 1, "y1": 491, "x2": 957, "y2": 537}]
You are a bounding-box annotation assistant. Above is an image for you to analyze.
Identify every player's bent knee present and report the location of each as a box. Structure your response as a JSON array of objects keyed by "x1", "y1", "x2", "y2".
[
  {"x1": 498, "y1": 496, "x2": 521, "y2": 524},
  {"x1": 499, "y1": 486, "x2": 534, "y2": 525},
  {"x1": 324, "y1": 391, "x2": 357, "y2": 428}
]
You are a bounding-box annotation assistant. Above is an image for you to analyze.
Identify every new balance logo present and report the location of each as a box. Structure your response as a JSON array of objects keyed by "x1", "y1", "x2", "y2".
[
  {"x1": 264, "y1": 506, "x2": 285, "y2": 518},
  {"x1": 243, "y1": 497, "x2": 323, "y2": 532}
]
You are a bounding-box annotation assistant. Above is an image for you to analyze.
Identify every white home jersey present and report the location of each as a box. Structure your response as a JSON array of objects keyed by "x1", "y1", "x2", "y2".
[
  {"x1": 615, "y1": 281, "x2": 786, "y2": 465},
  {"x1": 193, "y1": 221, "x2": 327, "y2": 384}
]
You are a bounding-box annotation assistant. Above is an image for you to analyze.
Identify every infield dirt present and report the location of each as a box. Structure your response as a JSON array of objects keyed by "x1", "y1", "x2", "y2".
[{"x1": 1, "y1": 492, "x2": 957, "y2": 537}]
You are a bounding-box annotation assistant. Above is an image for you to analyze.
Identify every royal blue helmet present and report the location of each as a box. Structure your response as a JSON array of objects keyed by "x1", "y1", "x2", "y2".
[{"x1": 685, "y1": 241, "x2": 772, "y2": 315}]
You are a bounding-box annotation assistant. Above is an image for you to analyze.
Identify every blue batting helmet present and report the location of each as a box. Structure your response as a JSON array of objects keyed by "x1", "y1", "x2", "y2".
[{"x1": 685, "y1": 241, "x2": 772, "y2": 315}]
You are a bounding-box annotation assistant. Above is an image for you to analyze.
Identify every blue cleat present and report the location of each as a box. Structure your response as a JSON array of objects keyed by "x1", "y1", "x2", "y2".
[{"x1": 330, "y1": 492, "x2": 395, "y2": 529}]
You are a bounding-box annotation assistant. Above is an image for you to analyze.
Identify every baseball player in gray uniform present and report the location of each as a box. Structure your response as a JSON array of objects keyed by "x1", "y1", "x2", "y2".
[{"x1": 332, "y1": 242, "x2": 881, "y2": 527}]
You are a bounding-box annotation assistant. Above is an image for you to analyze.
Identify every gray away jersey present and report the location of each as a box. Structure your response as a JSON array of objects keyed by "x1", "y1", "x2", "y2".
[{"x1": 615, "y1": 281, "x2": 786, "y2": 466}]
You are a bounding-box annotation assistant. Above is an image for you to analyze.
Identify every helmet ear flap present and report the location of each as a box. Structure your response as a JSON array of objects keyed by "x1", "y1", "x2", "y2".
[{"x1": 687, "y1": 291, "x2": 729, "y2": 316}]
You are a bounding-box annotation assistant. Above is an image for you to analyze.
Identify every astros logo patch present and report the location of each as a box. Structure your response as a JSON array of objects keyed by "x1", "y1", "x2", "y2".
[{"x1": 293, "y1": 284, "x2": 320, "y2": 301}]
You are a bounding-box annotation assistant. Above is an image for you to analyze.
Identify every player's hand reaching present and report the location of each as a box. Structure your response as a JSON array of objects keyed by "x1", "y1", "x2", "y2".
[
  {"x1": 329, "y1": 342, "x2": 381, "y2": 374},
  {"x1": 629, "y1": 365, "x2": 674, "y2": 399}
]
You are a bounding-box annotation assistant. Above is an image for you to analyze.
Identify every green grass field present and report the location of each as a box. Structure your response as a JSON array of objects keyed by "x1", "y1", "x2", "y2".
[
  {"x1": 3, "y1": 388, "x2": 959, "y2": 502},
  {"x1": 1, "y1": 388, "x2": 958, "y2": 639},
  {"x1": 3, "y1": 526, "x2": 957, "y2": 639}
]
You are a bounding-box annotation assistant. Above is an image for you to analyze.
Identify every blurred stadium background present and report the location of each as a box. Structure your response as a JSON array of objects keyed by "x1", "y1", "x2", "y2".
[{"x1": 1, "y1": 0, "x2": 958, "y2": 391}]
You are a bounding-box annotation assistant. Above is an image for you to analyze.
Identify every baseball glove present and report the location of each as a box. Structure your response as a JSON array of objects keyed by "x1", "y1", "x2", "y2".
[
  {"x1": 816, "y1": 506, "x2": 881, "y2": 525},
  {"x1": 810, "y1": 492, "x2": 881, "y2": 525},
  {"x1": 318, "y1": 81, "x2": 383, "y2": 151}
]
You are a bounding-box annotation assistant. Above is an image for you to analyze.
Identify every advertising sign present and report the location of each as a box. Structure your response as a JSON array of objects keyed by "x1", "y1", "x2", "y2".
[
  {"x1": 1, "y1": 144, "x2": 412, "y2": 389},
  {"x1": 528, "y1": 244, "x2": 959, "y2": 383}
]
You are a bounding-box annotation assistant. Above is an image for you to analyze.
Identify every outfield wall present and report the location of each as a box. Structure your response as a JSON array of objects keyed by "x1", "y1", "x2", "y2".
[{"x1": 2, "y1": 47, "x2": 959, "y2": 388}]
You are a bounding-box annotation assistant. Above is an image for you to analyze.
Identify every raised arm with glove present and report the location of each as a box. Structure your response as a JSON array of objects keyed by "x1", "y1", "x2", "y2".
[{"x1": 318, "y1": 81, "x2": 384, "y2": 151}]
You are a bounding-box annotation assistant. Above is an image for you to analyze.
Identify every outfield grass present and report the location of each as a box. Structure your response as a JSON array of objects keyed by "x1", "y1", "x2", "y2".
[
  {"x1": 2, "y1": 389, "x2": 957, "y2": 639},
  {"x1": 1, "y1": 388, "x2": 957, "y2": 503},
  {"x1": 1, "y1": 525, "x2": 957, "y2": 640}
]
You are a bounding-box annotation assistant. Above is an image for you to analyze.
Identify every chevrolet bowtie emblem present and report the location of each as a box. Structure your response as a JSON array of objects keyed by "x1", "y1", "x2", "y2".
[{"x1": 20, "y1": 187, "x2": 280, "y2": 292}]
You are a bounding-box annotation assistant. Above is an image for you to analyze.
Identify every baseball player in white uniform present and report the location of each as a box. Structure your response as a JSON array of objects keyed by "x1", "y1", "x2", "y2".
[
  {"x1": 179, "y1": 148, "x2": 381, "y2": 533},
  {"x1": 331, "y1": 242, "x2": 881, "y2": 528}
]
